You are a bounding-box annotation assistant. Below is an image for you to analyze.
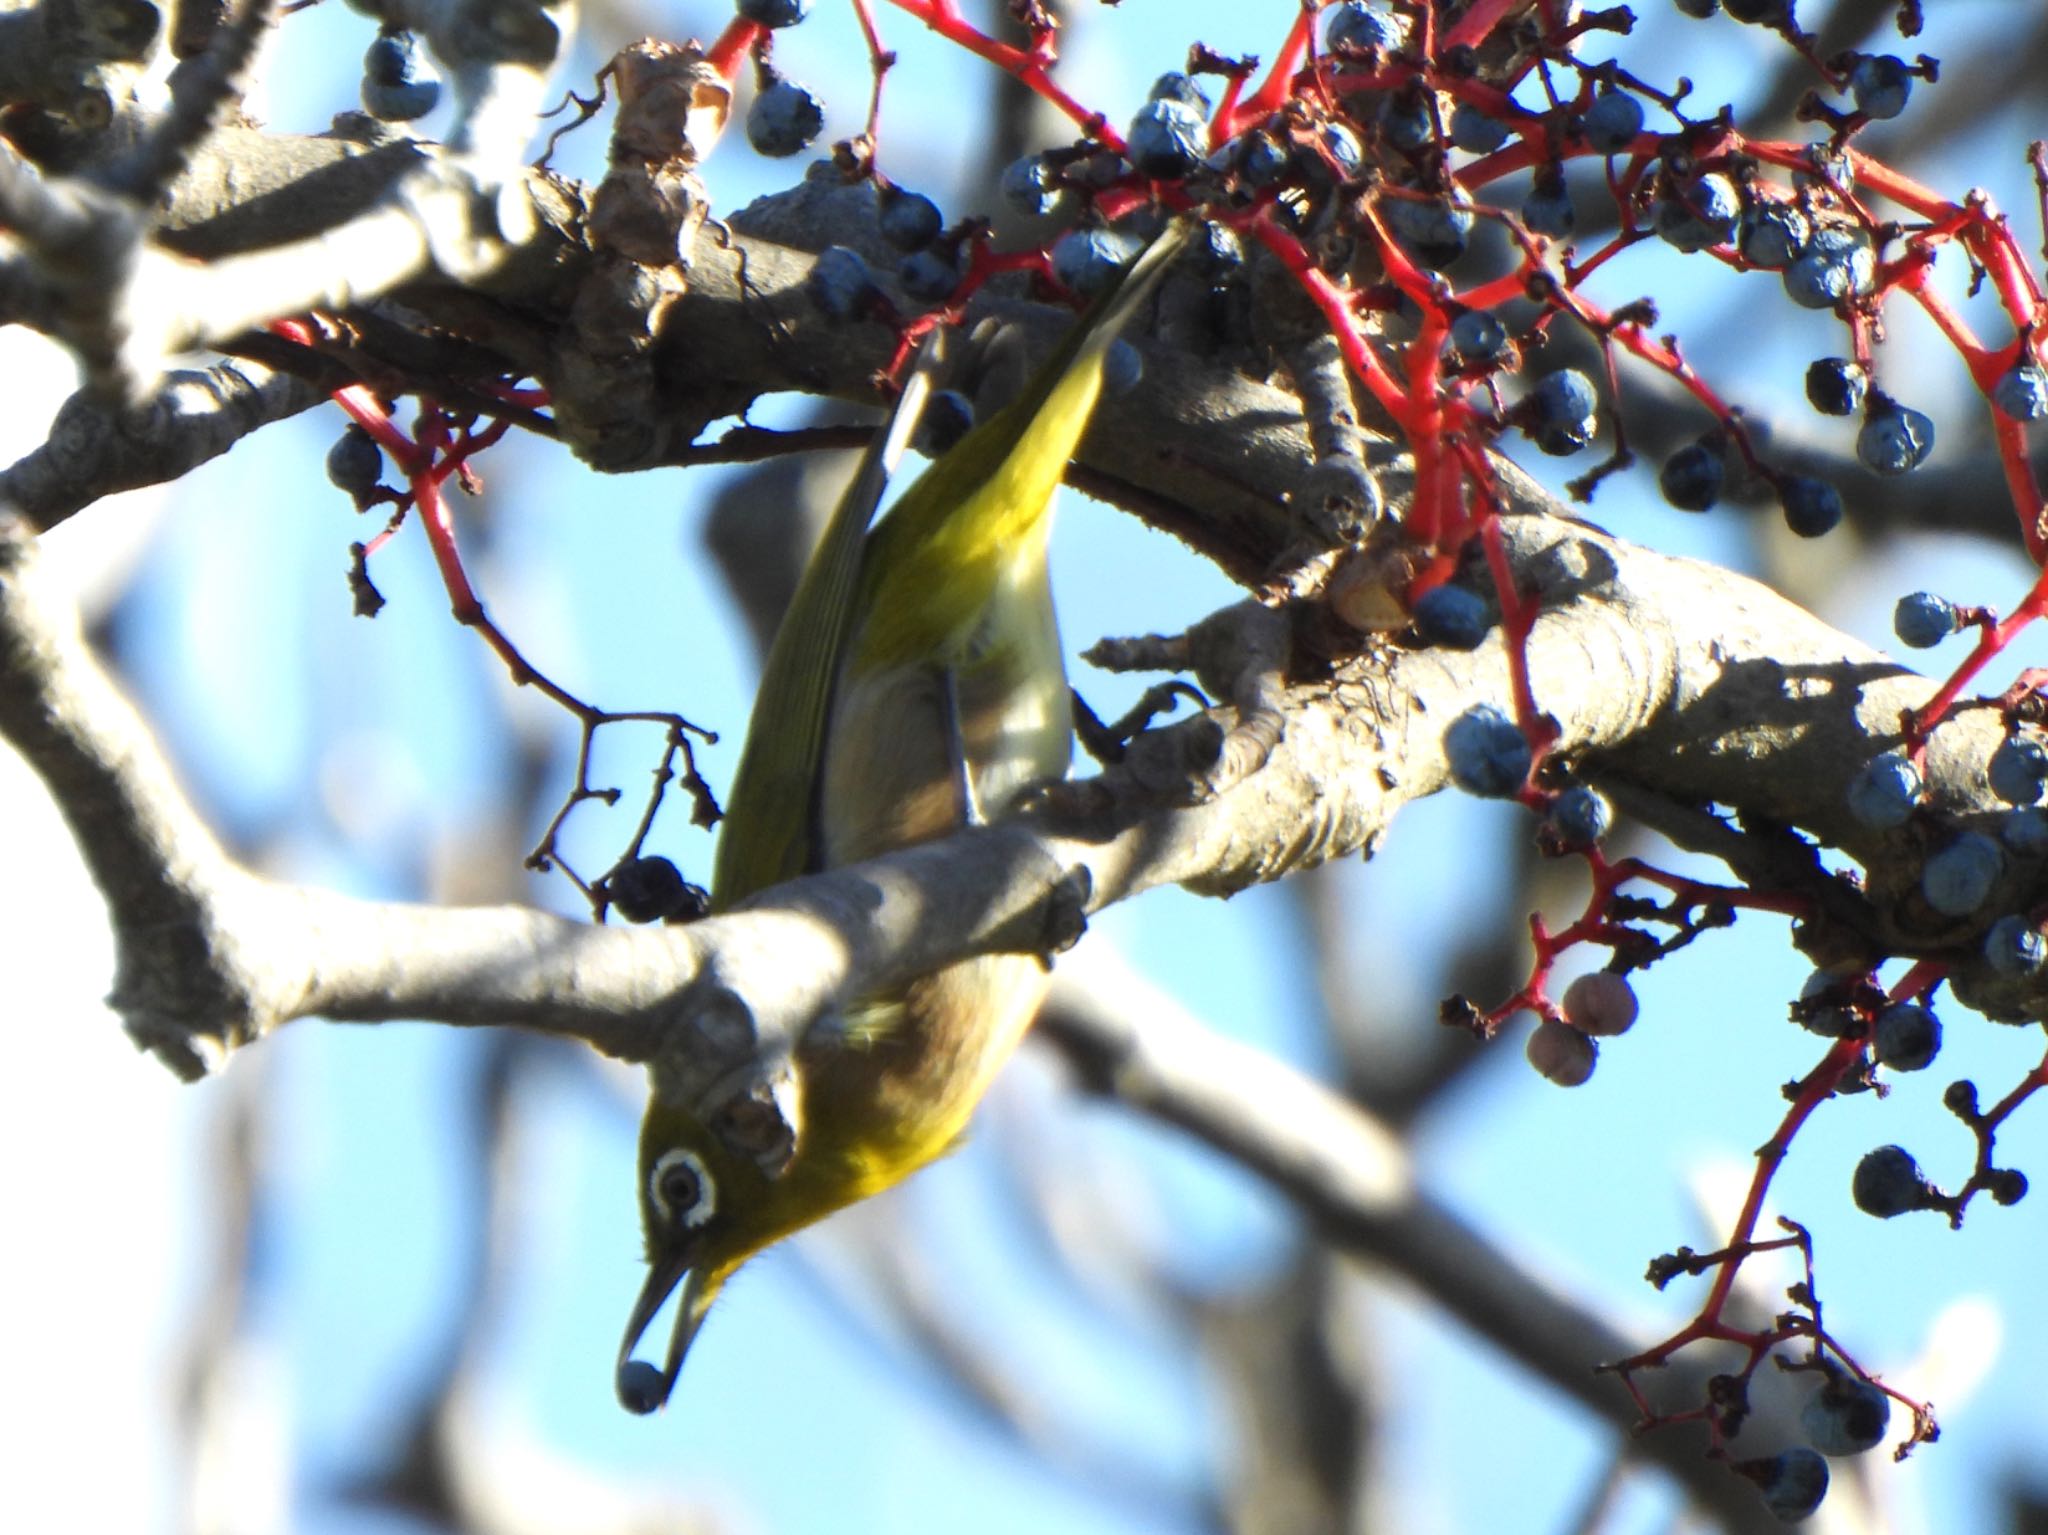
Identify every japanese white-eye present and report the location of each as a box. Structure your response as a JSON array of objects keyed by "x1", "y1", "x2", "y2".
[{"x1": 617, "y1": 220, "x2": 1188, "y2": 1412}]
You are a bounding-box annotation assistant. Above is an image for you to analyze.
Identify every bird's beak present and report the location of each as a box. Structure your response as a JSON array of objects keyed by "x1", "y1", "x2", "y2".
[{"x1": 615, "y1": 1250, "x2": 712, "y2": 1414}]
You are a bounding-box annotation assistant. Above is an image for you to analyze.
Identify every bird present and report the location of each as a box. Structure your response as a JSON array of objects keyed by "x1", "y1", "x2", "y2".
[{"x1": 615, "y1": 219, "x2": 1188, "y2": 1413}]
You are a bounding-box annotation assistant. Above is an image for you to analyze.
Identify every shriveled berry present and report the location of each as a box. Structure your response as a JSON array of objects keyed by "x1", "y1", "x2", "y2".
[
  {"x1": 604, "y1": 855, "x2": 701, "y2": 924},
  {"x1": 1580, "y1": 88, "x2": 1644, "y2": 153},
  {"x1": 1413, "y1": 584, "x2": 1491, "y2": 650},
  {"x1": 1527, "y1": 1018, "x2": 1596, "y2": 1086},
  {"x1": 1237, "y1": 132, "x2": 1291, "y2": 187},
  {"x1": 1989, "y1": 733, "x2": 2048, "y2": 805},
  {"x1": 1851, "y1": 1146, "x2": 1937, "y2": 1222},
  {"x1": 1127, "y1": 97, "x2": 1206, "y2": 179},
  {"x1": 326, "y1": 423, "x2": 383, "y2": 496},
  {"x1": 1845, "y1": 751, "x2": 1920, "y2": 830},
  {"x1": 1784, "y1": 224, "x2": 1876, "y2": 310},
  {"x1": 805, "y1": 245, "x2": 878, "y2": 320},
  {"x1": 1378, "y1": 91, "x2": 1435, "y2": 152},
  {"x1": 1449, "y1": 309, "x2": 1508, "y2": 365},
  {"x1": 1737, "y1": 1447, "x2": 1829, "y2": 1524},
  {"x1": 1857, "y1": 396, "x2": 1935, "y2": 475},
  {"x1": 747, "y1": 77, "x2": 824, "y2": 157},
  {"x1": 1872, "y1": 1002, "x2": 1940, "y2": 1071},
  {"x1": 1000, "y1": 154, "x2": 1059, "y2": 216},
  {"x1": 1147, "y1": 71, "x2": 1210, "y2": 113},
  {"x1": 1779, "y1": 475, "x2": 1842, "y2": 538},
  {"x1": 877, "y1": 187, "x2": 943, "y2": 251},
  {"x1": 1993, "y1": 363, "x2": 2048, "y2": 422},
  {"x1": 1324, "y1": 0, "x2": 1404, "y2": 51},
  {"x1": 1795, "y1": 969, "x2": 1860, "y2": 1038},
  {"x1": 738, "y1": 0, "x2": 810, "y2": 25},
  {"x1": 1051, "y1": 226, "x2": 1140, "y2": 299},
  {"x1": 1660, "y1": 441, "x2": 1723, "y2": 512},
  {"x1": 1445, "y1": 704, "x2": 1532, "y2": 798},
  {"x1": 1983, "y1": 913, "x2": 2047, "y2": 976},
  {"x1": 1921, "y1": 832, "x2": 2003, "y2": 915},
  {"x1": 912, "y1": 389, "x2": 974, "y2": 458},
  {"x1": 1449, "y1": 103, "x2": 1509, "y2": 154},
  {"x1": 1849, "y1": 54, "x2": 1912, "y2": 120},
  {"x1": 1309, "y1": 122, "x2": 1365, "y2": 182},
  {"x1": 1805, "y1": 357, "x2": 1866, "y2": 417},
  {"x1": 361, "y1": 29, "x2": 440, "y2": 121},
  {"x1": 1546, "y1": 785, "x2": 1614, "y2": 848},
  {"x1": 1738, "y1": 201, "x2": 1810, "y2": 269},
  {"x1": 1653, "y1": 172, "x2": 1740, "y2": 253},
  {"x1": 1561, "y1": 971, "x2": 1636, "y2": 1035},
  {"x1": 1892, "y1": 591, "x2": 1958, "y2": 649}
]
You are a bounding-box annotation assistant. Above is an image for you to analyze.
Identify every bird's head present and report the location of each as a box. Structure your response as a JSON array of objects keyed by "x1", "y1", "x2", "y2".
[{"x1": 615, "y1": 1098, "x2": 793, "y2": 1414}]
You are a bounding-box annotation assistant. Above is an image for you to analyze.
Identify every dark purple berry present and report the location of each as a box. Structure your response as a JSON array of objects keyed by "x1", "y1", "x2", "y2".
[
  {"x1": 1921, "y1": 832, "x2": 2003, "y2": 915},
  {"x1": 1446, "y1": 704, "x2": 1531, "y2": 798},
  {"x1": 1381, "y1": 196, "x2": 1474, "y2": 270},
  {"x1": 1785, "y1": 225, "x2": 1876, "y2": 310},
  {"x1": 1449, "y1": 309, "x2": 1508, "y2": 365},
  {"x1": 1984, "y1": 913, "x2": 2047, "y2": 976},
  {"x1": 1324, "y1": 0, "x2": 1404, "y2": 51},
  {"x1": 1521, "y1": 171, "x2": 1575, "y2": 238},
  {"x1": 805, "y1": 245, "x2": 878, "y2": 320},
  {"x1": 1051, "y1": 227, "x2": 1140, "y2": 299},
  {"x1": 1449, "y1": 103, "x2": 1509, "y2": 154},
  {"x1": 1579, "y1": 89, "x2": 1643, "y2": 154},
  {"x1": 877, "y1": 187, "x2": 943, "y2": 251},
  {"x1": 1000, "y1": 154, "x2": 1058, "y2": 216},
  {"x1": 1546, "y1": 785, "x2": 1613, "y2": 847},
  {"x1": 1849, "y1": 54, "x2": 1912, "y2": 120},
  {"x1": 1659, "y1": 441, "x2": 1723, "y2": 512},
  {"x1": 1857, "y1": 396, "x2": 1935, "y2": 475},
  {"x1": 1804, "y1": 357, "x2": 1866, "y2": 416},
  {"x1": 1127, "y1": 97, "x2": 1206, "y2": 179},
  {"x1": 1653, "y1": 172, "x2": 1740, "y2": 253},
  {"x1": 912, "y1": 389, "x2": 974, "y2": 458},
  {"x1": 1872, "y1": 1002, "x2": 1940, "y2": 1071},
  {"x1": 1779, "y1": 475, "x2": 1842, "y2": 537},
  {"x1": 1738, "y1": 1447, "x2": 1829, "y2": 1523},
  {"x1": 325, "y1": 423, "x2": 383, "y2": 496},
  {"x1": 1738, "y1": 201, "x2": 1810, "y2": 269},
  {"x1": 747, "y1": 77, "x2": 824, "y2": 157},
  {"x1": 1801, "y1": 1370, "x2": 1894, "y2": 1454},
  {"x1": 1148, "y1": 72, "x2": 1210, "y2": 113},
  {"x1": 1413, "y1": 584, "x2": 1491, "y2": 650},
  {"x1": 1993, "y1": 363, "x2": 2048, "y2": 422},
  {"x1": 1845, "y1": 751, "x2": 1920, "y2": 830},
  {"x1": 362, "y1": 29, "x2": 440, "y2": 121},
  {"x1": 1989, "y1": 733, "x2": 2048, "y2": 805},
  {"x1": 1893, "y1": 591, "x2": 1958, "y2": 649},
  {"x1": 1850, "y1": 1146, "x2": 1936, "y2": 1221}
]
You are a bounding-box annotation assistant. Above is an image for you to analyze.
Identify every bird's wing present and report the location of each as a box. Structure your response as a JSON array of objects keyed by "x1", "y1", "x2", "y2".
[{"x1": 710, "y1": 333, "x2": 947, "y2": 910}]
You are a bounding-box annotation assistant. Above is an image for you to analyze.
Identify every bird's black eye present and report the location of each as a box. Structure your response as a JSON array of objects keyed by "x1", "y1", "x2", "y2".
[{"x1": 649, "y1": 1148, "x2": 716, "y2": 1229}]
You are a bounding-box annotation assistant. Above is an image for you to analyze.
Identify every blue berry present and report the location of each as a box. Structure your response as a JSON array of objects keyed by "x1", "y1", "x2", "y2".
[
  {"x1": 1850, "y1": 1147, "x2": 1935, "y2": 1223},
  {"x1": 1237, "y1": 132, "x2": 1291, "y2": 187},
  {"x1": 738, "y1": 0, "x2": 810, "y2": 25},
  {"x1": 1533, "y1": 369, "x2": 1598, "y2": 428},
  {"x1": 1449, "y1": 103, "x2": 1509, "y2": 154},
  {"x1": 1993, "y1": 363, "x2": 2048, "y2": 422},
  {"x1": 1845, "y1": 751, "x2": 1920, "y2": 830},
  {"x1": 617, "y1": 1359, "x2": 669, "y2": 1414},
  {"x1": 1051, "y1": 227, "x2": 1141, "y2": 299},
  {"x1": 1310, "y1": 122, "x2": 1365, "y2": 182},
  {"x1": 1127, "y1": 97, "x2": 1206, "y2": 179},
  {"x1": 1746, "y1": 1447, "x2": 1829, "y2": 1523},
  {"x1": 1653, "y1": 173, "x2": 1740, "y2": 253},
  {"x1": 325, "y1": 424, "x2": 382, "y2": 496},
  {"x1": 747, "y1": 77, "x2": 824, "y2": 158},
  {"x1": 1857, "y1": 396, "x2": 1935, "y2": 476},
  {"x1": 1378, "y1": 92, "x2": 1435, "y2": 152},
  {"x1": 1784, "y1": 224, "x2": 1876, "y2": 310},
  {"x1": 1560, "y1": 971, "x2": 1635, "y2": 1034},
  {"x1": 878, "y1": 187, "x2": 943, "y2": 251},
  {"x1": 1738, "y1": 201, "x2": 1810, "y2": 269},
  {"x1": 912, "y1": 389, "x2": 974, "y2": 458},
  {"x1": 1325, "y1": 0, "x2": 1403, "y2": 52},
  {"x1": 1779, "y1": 475, "x2": 1842, "y2": 538},
  {"x1": 1412, "y1": 584, "x2": 1491, "y2": 650},
  {"x1": 804, "y1": 245, "x2": 877, "y2": 320},
  {"x1": 2003, "y1": 807, "x2": 2048, "y2": 855},
  {"x1": 1000, "y1": 154, "x2": 1058, "y2": 216},
  {"x1": 1147, "y1": 72, "x2": 1211, "y2": 113},
  {"x1": 1989, "y1": 733, "x2": 2048, "y2": 805},
  {"x1": 1660, "y1": 442, "x2": 1723, "y2": 512},
  {"x1": 1580, "y1": 89, "x2": 1643, "y2": 154},
  {"x1": 1381, "y1": 196, "x2": 1473, "y2": 270},
  {"x1": 1103, "y1": 338, "x2": 1143, "y2": 398},
  {"x1": 361, "y1": 30, "x2": 440, "y2": 121},
  {"x1": 1892, "y1": 591, "x2": 1959, "y2": 649},
  {"x1": 1521, "y1": 173, "x2": 1575, "y2": 238},
  {"x1": 1446, "y1": 705, "x2": 1532, "y2": 798},
  {"x1": 1804, "y1": 357, "x2": 1866, "y2": 417},
  {"x1": 1984, "y1": 913, "x2": 2047, "y2": 976},
  {"x1": 1849, "y1": 54, "x2": 1912, "y2": 120},
  {"x1": 898, "y1": 246, "x2": 960, "y2": 303},
  {"x1": 1872, "y1": 1002, "x2": 1941, "y2": 1072},
  {"x1": 1449, "y1": 309, "x2": 1508, "y2": 365},
  {"x1": 1547, "y1": 785, "x2": 1613, "y2": 847},
  {"x1": 1795, "y1": 970, "x2": 1859, "y2": 1037},
  {"x1": 1921, "y1": 832, "x2": 2003, "y2": 915}
]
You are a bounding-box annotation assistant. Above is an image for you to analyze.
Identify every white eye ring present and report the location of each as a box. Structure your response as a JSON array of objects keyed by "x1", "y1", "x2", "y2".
[{"x1": 649, "y1": 1148, "x2": 716, "y2": 1229}]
